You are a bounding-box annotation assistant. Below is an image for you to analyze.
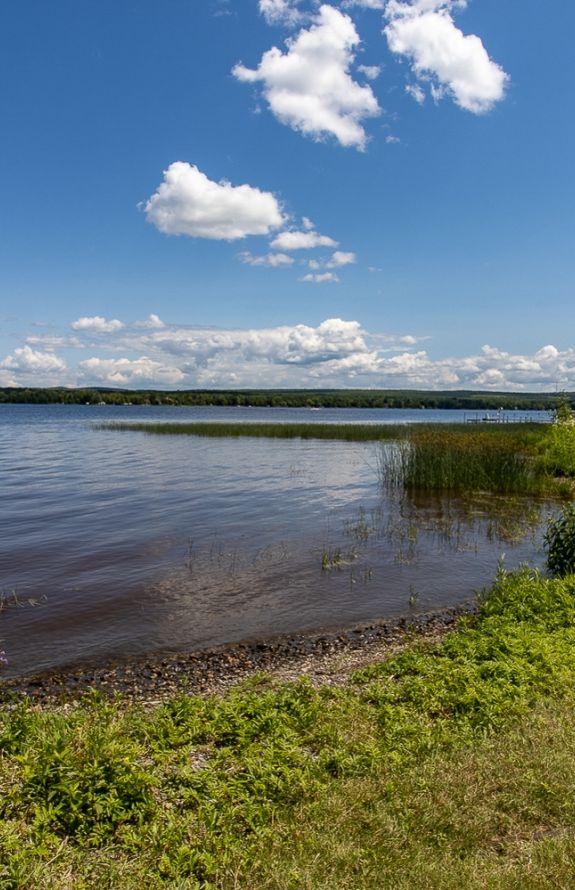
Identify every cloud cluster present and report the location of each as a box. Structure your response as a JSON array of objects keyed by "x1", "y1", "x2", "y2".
[
  {"x1": 145, "y1": 162, "x2": 285, "y2": 241},
  {"x1": 233, "y1": 5, "x2": 380, "y2": 149},
  {"x1": 315, "y1": 250, "x2": 357, "y2": 268},
  {"x1": 0, "y1": 345, "x2": 67, "y2": 386},
  {"x1": 78, "y1": 357, "x2": 185, "y2": 387},
  {"x1": 4, "y1": 316, "x2": 574, "y2": 392},
  {"x1": 71, "y1": 316, "x2": 124, "y2": 333},
  {"x1": 384, "y1": 0, "x2": 508, "y2": 113}
]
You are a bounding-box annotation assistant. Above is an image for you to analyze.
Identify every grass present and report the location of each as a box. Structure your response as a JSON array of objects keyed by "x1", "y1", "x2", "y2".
[
  {"x1": 95, "y1": 421, "x2": 407, "y2": 441},
  {"x1": 380, "y1": 428, "x2": 556, "y2": 496},
  {"x1": 3, "y1": 569, "x2": 575, "y2": 887}
]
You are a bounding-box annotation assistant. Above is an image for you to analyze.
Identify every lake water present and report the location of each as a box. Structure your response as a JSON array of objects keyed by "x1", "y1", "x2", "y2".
[{"x1": 0, "y1": 404, "x2": 554, "y2": 678}]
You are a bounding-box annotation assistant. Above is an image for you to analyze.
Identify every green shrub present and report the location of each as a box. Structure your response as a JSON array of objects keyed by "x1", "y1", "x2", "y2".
[{"x1": 545, "y1": 504, "x2": 575, "y2": 577}]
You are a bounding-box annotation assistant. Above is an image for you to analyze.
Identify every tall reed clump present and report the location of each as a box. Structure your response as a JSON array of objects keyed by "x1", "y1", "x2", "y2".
[
  {"x1": 381, "y1": 428, "x2": 551, "y2": 496},
  {"x1": 540, "y1": 399, "x2": 575, "y2": 477}
]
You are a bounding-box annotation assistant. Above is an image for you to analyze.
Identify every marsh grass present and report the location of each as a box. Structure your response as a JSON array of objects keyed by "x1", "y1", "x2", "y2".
[
  {"x1": 96, "y1": 421, "x2": 405, "y2": 441},
  {"x1": 375, "y1": 425, "x2": 575, "y2": 497}
]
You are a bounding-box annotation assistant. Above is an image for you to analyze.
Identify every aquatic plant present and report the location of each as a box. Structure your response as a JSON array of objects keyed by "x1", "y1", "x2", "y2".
[
  {"x1": 96, "y1": 420, "x2": 405, "y2": 441},
  {"x1": 545, "y1": 504, "x2": 575, "y2": 577},
  {"x1": 379, "y1": 427, "x2": 557, "y2": 496}
]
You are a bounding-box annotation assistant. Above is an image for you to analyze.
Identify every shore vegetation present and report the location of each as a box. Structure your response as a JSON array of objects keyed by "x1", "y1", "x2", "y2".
[{"x1": 3, "y1": 569, "x2": 575, "y2": 887}]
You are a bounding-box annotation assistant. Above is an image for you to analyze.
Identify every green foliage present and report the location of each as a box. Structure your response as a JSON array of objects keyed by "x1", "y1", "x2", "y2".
[
  {"x1": 0, "y1": 385, "x2": 566, "y2": 410},
  {"x1": 4, "y1": 571, "x2": 575, "y2": 885},
  {"x1": 540, "y1": 408, "x2": 575, "y2": 477},
  {"x1": 545, "y1": 504, "x2": 575, "y2": 577},
  {"x1": 378, "y1": 425, "x2": 554, "y2": 495}
]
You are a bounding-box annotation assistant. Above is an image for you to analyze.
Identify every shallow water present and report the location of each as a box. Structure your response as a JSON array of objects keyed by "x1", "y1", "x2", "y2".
[{"x1": 0, "y1": 404, "x2": 554, "y2": 677}]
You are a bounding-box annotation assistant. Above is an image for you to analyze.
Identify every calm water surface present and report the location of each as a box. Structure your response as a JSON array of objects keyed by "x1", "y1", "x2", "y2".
[{"x1": 0, "y1": 405, "x2": 554, "y2": 677}]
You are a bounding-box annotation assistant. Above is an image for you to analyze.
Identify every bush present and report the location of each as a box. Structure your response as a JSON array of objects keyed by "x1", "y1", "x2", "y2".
[{"x1": 545, "y1": 505, "x2": 575, "y2": 577}]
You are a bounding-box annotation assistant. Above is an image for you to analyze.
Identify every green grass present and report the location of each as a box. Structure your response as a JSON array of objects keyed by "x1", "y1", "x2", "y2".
[
  {"x1": 3, "y1": 569, "x2": 575, "y2": 887},
  {"x1": 95, "y1": 420, "x2": 406, "y2": 440},
  {"x1": 381, "y1": 427, "x2": 556, "y2": 496}
]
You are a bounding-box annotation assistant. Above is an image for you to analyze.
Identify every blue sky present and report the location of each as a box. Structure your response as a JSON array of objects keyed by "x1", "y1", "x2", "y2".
[{"x1": 0, "y1": 0, "x2": 573, "y2": 390}]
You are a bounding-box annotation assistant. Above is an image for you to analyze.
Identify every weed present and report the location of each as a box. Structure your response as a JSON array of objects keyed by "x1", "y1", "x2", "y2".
[{"x1": 545, "y1": 504, "x2": 575, "y2": 577}]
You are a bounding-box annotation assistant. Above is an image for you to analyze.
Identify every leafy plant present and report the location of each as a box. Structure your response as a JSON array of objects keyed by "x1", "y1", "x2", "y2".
[{"x1": 545, "y1": 504, "x2": 575, "y2": 577}]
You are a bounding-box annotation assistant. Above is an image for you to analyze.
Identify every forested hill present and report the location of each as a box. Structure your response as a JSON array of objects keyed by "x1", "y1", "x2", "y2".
[{"x1": 0, "y1": 387, "x2": 570, "y2": 411}]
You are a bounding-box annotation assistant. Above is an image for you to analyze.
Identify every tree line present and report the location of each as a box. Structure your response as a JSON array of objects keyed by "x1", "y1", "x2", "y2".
[{"x1": 0, "y1": 387, "x2": 569, "y2": 411}]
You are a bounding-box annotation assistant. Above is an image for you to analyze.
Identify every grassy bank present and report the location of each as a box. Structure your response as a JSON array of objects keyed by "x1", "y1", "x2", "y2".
[{"x1": 3, "y1": 569, "x2": 575, "y2": 888}]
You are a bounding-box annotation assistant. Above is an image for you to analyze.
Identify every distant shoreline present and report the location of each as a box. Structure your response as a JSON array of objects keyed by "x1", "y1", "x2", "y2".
[{"x1": 0, "y1": 386, "x2": 568, "y2": 411}]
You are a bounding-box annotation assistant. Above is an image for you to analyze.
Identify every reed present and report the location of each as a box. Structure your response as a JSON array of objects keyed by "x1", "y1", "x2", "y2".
[
  {"x1": 380, "y1": 427, "x2": 552, "y2": 495},
  {"x1": 96, "y1": 421, "x2": 407, "y2": 441}
]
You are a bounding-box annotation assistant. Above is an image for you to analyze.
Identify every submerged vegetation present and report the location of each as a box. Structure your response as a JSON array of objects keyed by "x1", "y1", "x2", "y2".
[{"x1": 3, "y1": 570, "x2": 575, "y2": 887}]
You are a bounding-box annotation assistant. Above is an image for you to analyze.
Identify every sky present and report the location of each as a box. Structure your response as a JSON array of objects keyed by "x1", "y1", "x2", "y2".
[{"x1": 0, "y1": 0, "x2": 574, "y2": 391}]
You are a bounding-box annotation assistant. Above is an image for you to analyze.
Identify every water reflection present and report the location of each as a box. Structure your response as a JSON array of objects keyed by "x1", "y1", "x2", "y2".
[{"x1": 0, "y1": 405, "x2": 558, "y2": 678}]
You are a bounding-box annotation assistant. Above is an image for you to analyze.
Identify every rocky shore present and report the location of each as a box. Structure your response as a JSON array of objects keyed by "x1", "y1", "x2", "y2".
[{"x1": 0, "y1": 603, "x2": 473, "y2": 706}]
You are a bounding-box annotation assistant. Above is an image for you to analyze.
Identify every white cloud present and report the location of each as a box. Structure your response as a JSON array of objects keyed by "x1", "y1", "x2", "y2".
[
  {"x1": 145, "y1": 161, "x2": 285, "y2": 241},
  {"x1": 233, "y1": 5, "x2": 380, "y2": 149},
  {"x1": 385, "y1": 1, "x2": 508, "y2": 113},
  {"x1": 136, "y1": 313, "x2": 166, "y2": 329},
  {"x1": 79, "y1": 357, "x2": 185, "y2": 387},
  {"x1": 0, "y1": 346, "x2": 67, "y2": 385},
  {"x1": 327, "y1": 250, "x2": 356, "y2": 267},
  {"x1": 6, "y1": 315, "x2": 575, "y2": 391},
  {"x1": 406, "y1": 82, "x2": 425, "y2": 103},
  {"x1": 301, "y1": 272, "x2": 340, "y2": 283},
  {"x1": 71, "y1": 316, "x2": 124, "y2": 333},
  {"x1": 270, "y1": 229, "x2": 338, "y2": 250},
  {"x1": 307, "y1": 250, "x2": 356, "y2": 269},
  {"x1": 238, "y1": 251, "x2": 295, "y2": 267},
  {"x1": 343, "y1": 0, "x2": 386, "y2": 8},
  {"x1": 357, "y1": 64, "x2": 381, "y2": 80},
  {"x1": 0, "y1": 345, "x2": 67, "y2": 373},
  {"x1": 258, "y1": 0, "x2": 304, "y2": 26}
]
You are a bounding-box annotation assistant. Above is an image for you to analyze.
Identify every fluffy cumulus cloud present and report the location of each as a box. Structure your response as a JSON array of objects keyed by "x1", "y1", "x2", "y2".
[
  {"x1": 384, "y1": 0, "x2": 508, "y2": 113},
  {"x1": 135, "y1": 314, "x2": 166, "y2": 329},
  {"x1": 0, "y1": 345, "x2": 67, "y2": 385},
  {"x1": 71, "y1": 316, "x2": 124, "y2": 333},
  {"x1": 270, "y1": 229, "x2": 338, "y2": 250},
  {"x1": 233, "y1": 5, "x2": 380, "y2": 149},
  {"x1": 0, "y1": 345, "x2": 67, "y2": 373},
  {"x1": 238, "y1": 251, "x2": 295, "y2": 267},
  {"x1": 4, "y1": 315, "x2": 575, "y2": 391},
  {"x1": 145, "y1": 162, "x2": 285, "y2": 240}
]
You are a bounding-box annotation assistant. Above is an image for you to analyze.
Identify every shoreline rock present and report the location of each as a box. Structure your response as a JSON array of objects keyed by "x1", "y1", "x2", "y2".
[{"x1": 0, "y1": 602, "x2": 474, "y2": 706}]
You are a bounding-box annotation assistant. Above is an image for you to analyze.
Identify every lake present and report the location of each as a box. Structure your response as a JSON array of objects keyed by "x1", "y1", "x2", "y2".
[{"x1": 0, "y1": 404, "x2": 554, "y2": 678}]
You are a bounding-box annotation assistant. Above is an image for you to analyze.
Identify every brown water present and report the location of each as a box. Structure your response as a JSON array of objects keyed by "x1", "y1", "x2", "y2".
[{"x1": 0, "y1": 404, "x2": 554, "y2": 678}]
